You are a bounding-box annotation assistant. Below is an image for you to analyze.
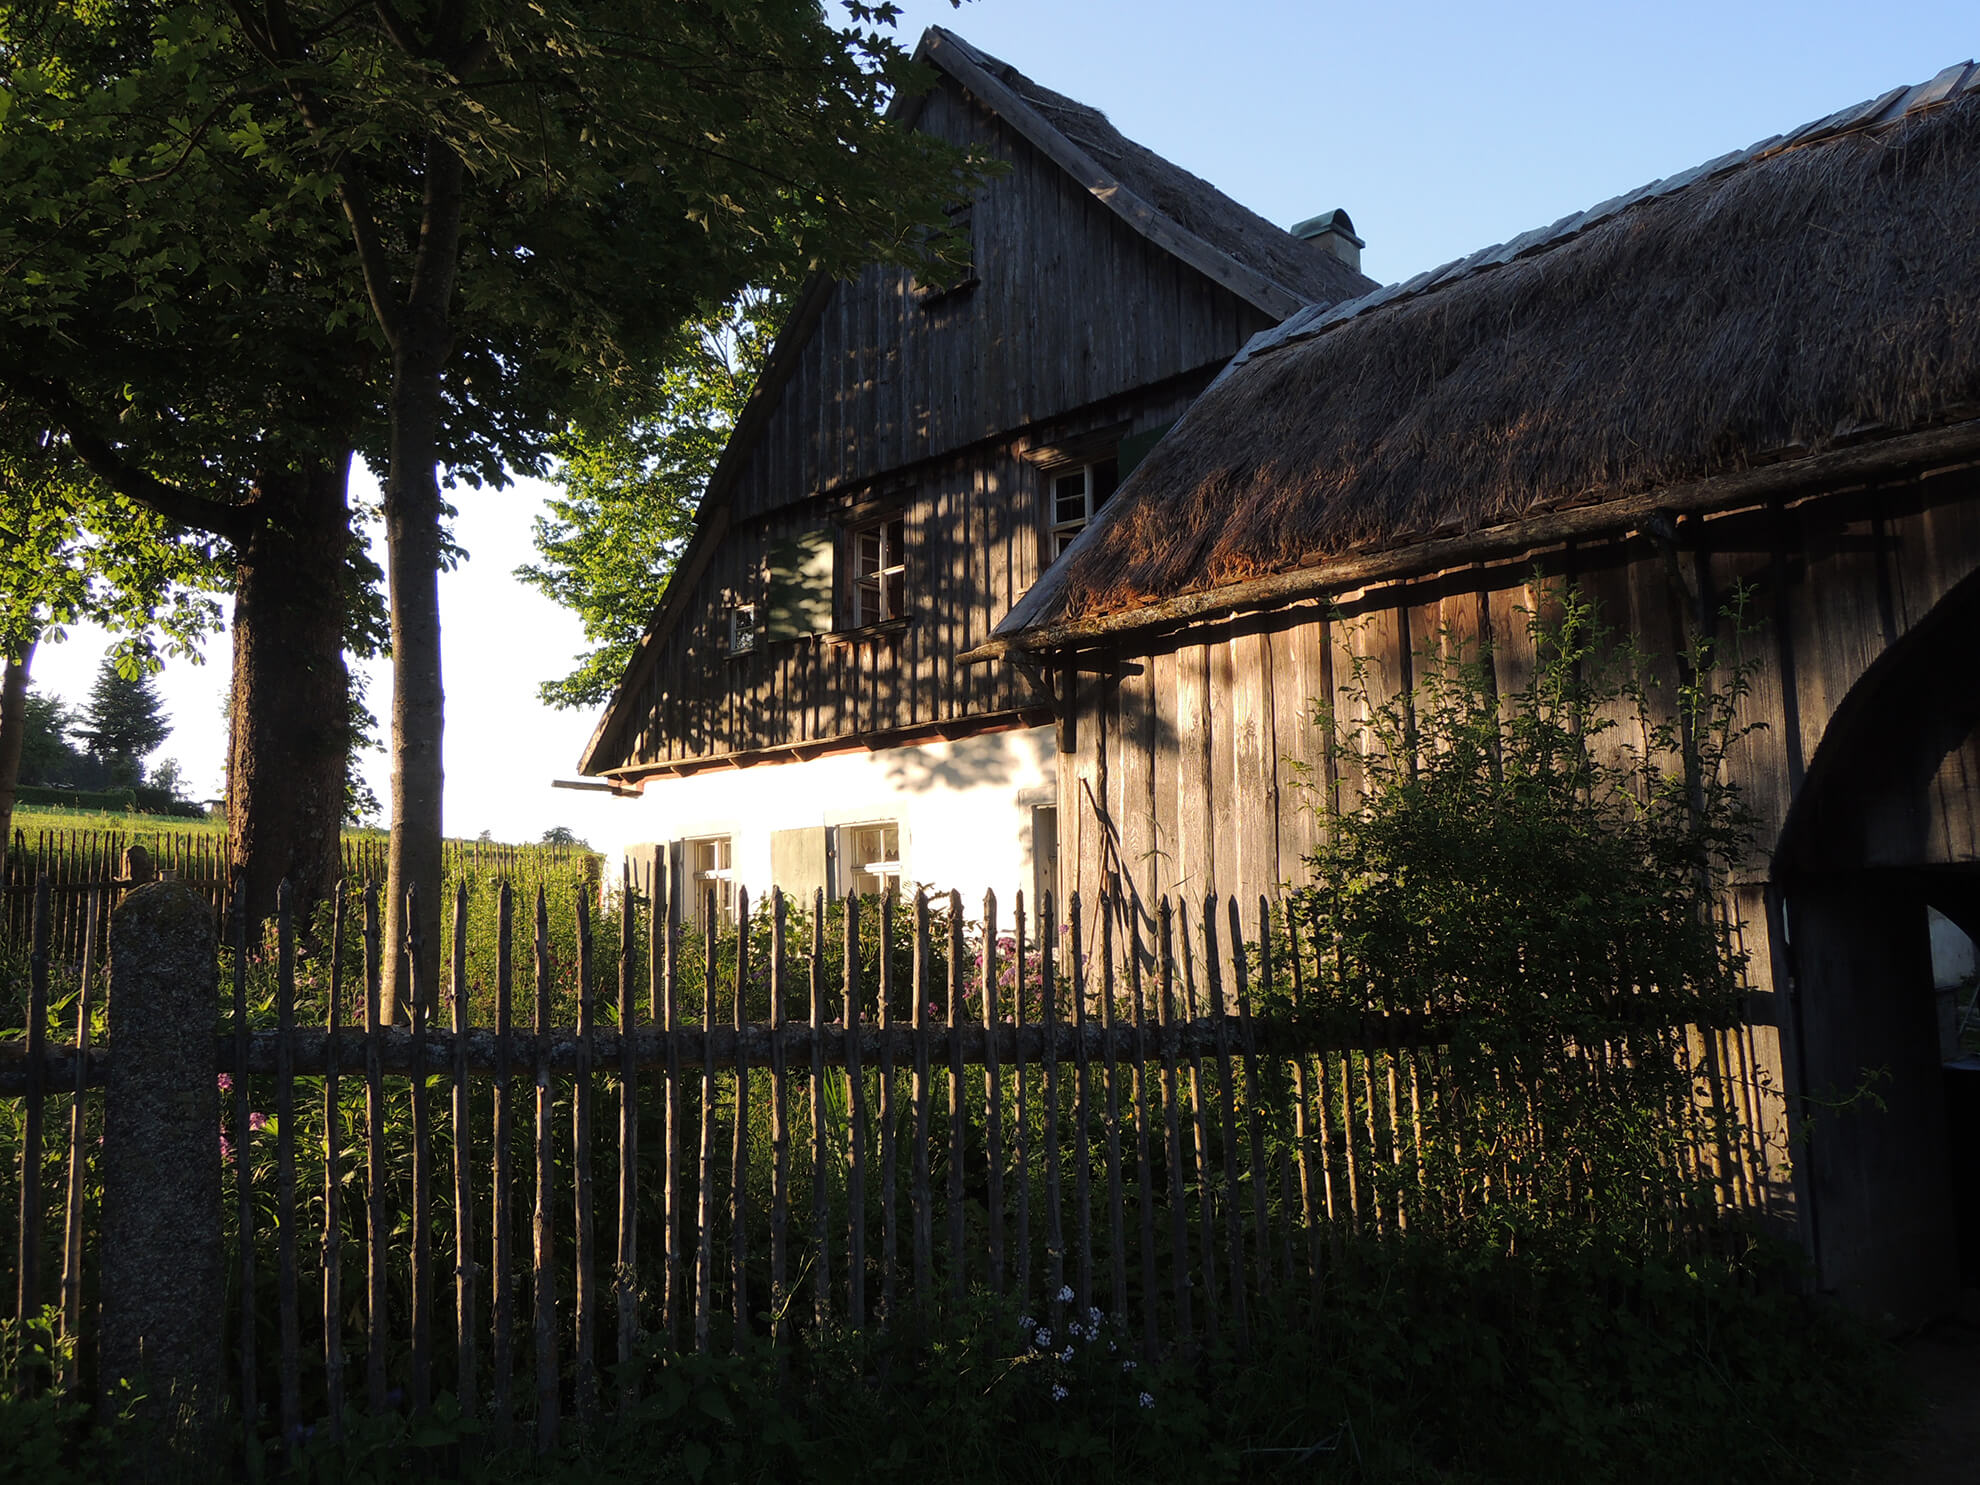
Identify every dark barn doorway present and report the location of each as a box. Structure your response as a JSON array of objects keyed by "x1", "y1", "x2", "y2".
[{"x1": 1775, "y1": 569, "x2": 1980, "y2": 1326}]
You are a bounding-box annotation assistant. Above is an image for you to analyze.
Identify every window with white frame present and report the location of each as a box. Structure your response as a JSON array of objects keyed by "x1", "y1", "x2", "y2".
[
  {"x1": 683, "y1": 835, "x2": 734, "y2": 932},
  {"x1": 837, "y1": 821, "x2": 901, "y2": 899},
  {"x1": 728, "y1": 602, "x2": 757, "y2": 655},
  {"x1": 850, "y1": 514, "x2": 907, "y2": 627},
  {"x1": 1049, "y1": 457, "x2": 1119, "y2": 558}
]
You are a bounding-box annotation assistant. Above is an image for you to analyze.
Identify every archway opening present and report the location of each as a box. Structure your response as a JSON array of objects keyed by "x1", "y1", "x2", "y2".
[{"x1": 1774, "y1": 568, "x2": 1980, "y2": 1326}]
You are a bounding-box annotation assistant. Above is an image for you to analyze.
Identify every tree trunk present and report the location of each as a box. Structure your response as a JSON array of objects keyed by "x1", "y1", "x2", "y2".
[
  {"x1": 380, "y1": 410, "x2": 446, "y2": 1021},
  {"x1": 226, "y1": 453, "x2": 355, "y2": 936},
  {"x1": 380, "y1": 134, "x2": 466, "y2": 1022},
  {"x1": 0, "y1": 637, "x2": 36, "y2": 883}
]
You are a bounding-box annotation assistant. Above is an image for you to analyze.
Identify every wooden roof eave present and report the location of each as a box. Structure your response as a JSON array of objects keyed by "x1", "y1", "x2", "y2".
[
  {"x1": 964, "y1": 416, "x2": 1980, "y2": 666},
  {"x1": 574, "y1": 272, "x2": 840, "y2": 777}
]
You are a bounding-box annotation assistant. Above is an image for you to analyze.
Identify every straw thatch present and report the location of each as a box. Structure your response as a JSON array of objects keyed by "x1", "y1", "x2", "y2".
[{"x1": 1046, "y1": 81, "x2": 1980, "y2": 623}]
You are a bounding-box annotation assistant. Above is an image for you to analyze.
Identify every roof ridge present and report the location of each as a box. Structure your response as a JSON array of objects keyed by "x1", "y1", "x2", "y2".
[{"x1": 1221, "y1": 60, "x2": 1980, "y2": 379}]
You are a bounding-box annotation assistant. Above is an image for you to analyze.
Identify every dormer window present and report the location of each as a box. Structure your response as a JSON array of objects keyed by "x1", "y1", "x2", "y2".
[
  {"x1": 850, "y1": 513, "x2": 907, "y2": 627},
  {"x1": 1049, "y1": 457, "x2": 1119, "y2": 558}
]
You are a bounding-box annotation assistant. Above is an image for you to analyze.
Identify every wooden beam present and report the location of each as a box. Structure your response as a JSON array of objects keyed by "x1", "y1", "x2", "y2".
[{"x1": 598, "y1": 707, "x2": 1056, "y2": 786}]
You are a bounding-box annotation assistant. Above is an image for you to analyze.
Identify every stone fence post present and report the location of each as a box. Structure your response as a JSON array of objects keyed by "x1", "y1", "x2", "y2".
[{"x1": 100, "y1": 882, "x2": 224, "y2": 1459}]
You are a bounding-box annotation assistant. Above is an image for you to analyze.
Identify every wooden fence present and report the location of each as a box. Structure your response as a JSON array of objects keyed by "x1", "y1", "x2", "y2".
[
  {"x1": 0, "y1": 827, "x2": 597, "y2": 963},
  {"x1": 1, "y1": 867, "x2": 1768, "y2": 1452}
]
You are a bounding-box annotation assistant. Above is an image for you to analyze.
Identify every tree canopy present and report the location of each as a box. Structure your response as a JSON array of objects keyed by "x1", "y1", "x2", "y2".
[
  {"x1": 3, "y1": 0, "x2": 983, "y2": 1004},
  {"x1": 518, "y1": 287, "x2": 786, "y2": 711}
]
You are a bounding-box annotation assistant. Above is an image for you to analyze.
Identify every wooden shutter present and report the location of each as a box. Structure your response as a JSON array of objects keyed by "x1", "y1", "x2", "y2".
[
  {"x1": 763, "y1": 529, "x2": 835, "y2": 641},
  {"x1": 769, "y1": 826, "x2": 831, "y2": 903}
]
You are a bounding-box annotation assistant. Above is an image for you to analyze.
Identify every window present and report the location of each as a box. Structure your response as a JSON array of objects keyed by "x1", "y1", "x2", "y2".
[
  {"x1": 682, "y1": 835, "x2": 734, "y2": 932},
  {"x1": 916, "y1": 199, "x2": 978, "y2": 302},
  {"x1": 850, "y1": 514, "x2": 907, "y2": 627},
  {"x1": 1049, "y1": 457, "x2": 1119, "y2": 558},
  {"x1": 837, "y1": 821, "x2": 901, "y2": 899},
  {"x1": 728, "y1": 603, "x2": 757, "y2": 656}
]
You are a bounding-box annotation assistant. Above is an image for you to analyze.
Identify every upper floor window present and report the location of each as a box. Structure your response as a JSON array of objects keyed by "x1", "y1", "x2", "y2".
[
  {"x1": 1049, "y1": 457, "x2": 1119, "y2": 559},
  {"x1": 850, "y1": 513, "x2": 907, "y2": 627},
  {"x1": 728, "y1": 602, "x2": 757, "y2": 656}
]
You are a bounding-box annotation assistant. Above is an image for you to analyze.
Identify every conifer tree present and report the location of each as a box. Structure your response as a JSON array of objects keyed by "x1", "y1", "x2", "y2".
[{"x1": 75, "y1": 656, "x2": 171, "y2": 787}]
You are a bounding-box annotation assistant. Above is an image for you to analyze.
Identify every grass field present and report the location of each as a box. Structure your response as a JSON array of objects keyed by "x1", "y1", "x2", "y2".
[{"x1": 10, "y1": 802, "x2": 229, "y2": 840}]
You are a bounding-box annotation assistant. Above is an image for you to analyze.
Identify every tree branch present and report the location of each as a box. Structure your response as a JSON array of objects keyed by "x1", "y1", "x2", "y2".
[
  {"x1": 7, "y1": 375, "x2": 257, "y2": 544},
  {"x1": 234, "y1": 0, "x2": 408, "y2": 349}
]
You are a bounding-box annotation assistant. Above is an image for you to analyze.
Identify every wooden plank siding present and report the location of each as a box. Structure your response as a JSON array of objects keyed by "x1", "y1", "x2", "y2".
[
  {"x1": 1069, "y1": 466, "x2": 1980, "y2": 918},
  {"x1": 1058, "y1": 466, "x2": 1980, "y2": 1278},
  {"x1": 597, "y1": 71, "x2": 1274, "y2": 778}
]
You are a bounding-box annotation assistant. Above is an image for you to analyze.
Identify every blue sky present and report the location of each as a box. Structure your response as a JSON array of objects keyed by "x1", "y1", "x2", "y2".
[
  {"x1": 29, "y1": 0, "x2": 1977, "y2": 845},
  {"x1": 892, "y1": 0, "x2": 1978, "y2": 287}
]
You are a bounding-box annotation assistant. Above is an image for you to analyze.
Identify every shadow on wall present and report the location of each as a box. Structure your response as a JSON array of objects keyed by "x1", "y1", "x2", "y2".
[{"x1": 881, "y1": 723, "x2": 1056, "y2": 795}]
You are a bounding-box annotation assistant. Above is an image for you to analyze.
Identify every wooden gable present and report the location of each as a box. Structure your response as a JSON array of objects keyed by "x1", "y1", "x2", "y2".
[{"x1": 584, "y1": 71, "x2": 1284, "y2": 780}]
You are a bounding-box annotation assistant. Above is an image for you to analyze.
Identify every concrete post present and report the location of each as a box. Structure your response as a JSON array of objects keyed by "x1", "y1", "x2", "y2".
[{"x1": 99, "y1": 882, "x2": 224, "y2": 1453}]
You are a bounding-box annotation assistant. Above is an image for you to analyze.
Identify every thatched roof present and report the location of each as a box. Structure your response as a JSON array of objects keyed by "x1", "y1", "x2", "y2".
[
  {"x1": 1002, "y1": 61, "x2": 1980, "y2": 635},
  {"x1": 920, "y1": 29, "x2": 1372, "y2": 314}
]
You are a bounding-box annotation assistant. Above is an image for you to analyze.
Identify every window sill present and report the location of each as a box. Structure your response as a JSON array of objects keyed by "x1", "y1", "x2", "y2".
[{"x1": 824, "y1": 615, "x2": 916, "y2": 647}]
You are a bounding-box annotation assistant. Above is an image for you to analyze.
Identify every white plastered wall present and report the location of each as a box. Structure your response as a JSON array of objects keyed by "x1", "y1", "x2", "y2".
[{"x1": 619, "y1": 725, "x2": 1058, "y2": 917}]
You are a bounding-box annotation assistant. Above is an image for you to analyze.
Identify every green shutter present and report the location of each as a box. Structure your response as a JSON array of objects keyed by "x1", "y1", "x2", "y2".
[
  {"x1": 763, "y1": 528, "x2": 835, "y2": 641},
  {"x1": 1117, "y1": 421, "x2": 1175, "y2": 480},
  {"x1": 770, "y1": 826, "x2": 830, "y2": 902}
]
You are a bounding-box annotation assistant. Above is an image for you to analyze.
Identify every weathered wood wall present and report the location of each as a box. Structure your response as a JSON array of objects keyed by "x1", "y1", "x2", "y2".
[
  {"x1": 599, "y1": 75, "x2": 1275, "y2": 775},
  {"x1": 1060, "y1": 460, "x2": 1980, "y2": 1316},
  {"x1": 1063, "y1": 464, "x2": 1980, "y2": 915},
  {"x1": 725, "y1": 79, "x2": 1274, "y2": 525}
]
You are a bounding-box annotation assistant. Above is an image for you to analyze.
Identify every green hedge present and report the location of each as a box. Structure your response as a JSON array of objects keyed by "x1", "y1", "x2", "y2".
[{"x1": 12, "y1": 785, "x2": 206, "y2": 819}]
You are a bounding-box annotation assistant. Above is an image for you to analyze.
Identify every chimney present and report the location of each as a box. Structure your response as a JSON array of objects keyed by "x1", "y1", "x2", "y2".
[{"x1": 1291, "y1": 208, "x2": 1364, "y2": 273}]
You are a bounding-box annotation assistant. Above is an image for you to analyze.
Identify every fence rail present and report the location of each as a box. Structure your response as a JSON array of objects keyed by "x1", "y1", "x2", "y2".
[{"x1": 2, "y1": 865, "x2": 1772, "y2": 1455}]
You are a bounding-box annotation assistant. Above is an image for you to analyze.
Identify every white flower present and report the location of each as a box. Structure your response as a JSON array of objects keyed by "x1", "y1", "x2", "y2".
[
  {"x1": 1056, "y1": 1285, "x2": 1075, "y2": 1303},
  {"x1": 1066, "y1": 1321, "x2": 1084, "y2": 1341},
  {"x1": 1018, "y1": 1315, "x2": 1034, "y2": 1331},
  {"x1": 1051, "y1": 1384, "x2": 1069, "y2": 1402},
  {"x1": 1121, "y1": 1359, "x2": 1137, "y2": 1373},
  {"x1": 1059, "y1": 1346, "x2": 1074, "y2": 1362},
  {"x1": 1034, "y1": 1328, "x2": 1051, "y2": 1349},
  {"x1": 1138, "y1": 1392, "x2": 1155, "y2": 1410},
  {"x1": 1088, "y1": 1306, "x2": 1103, "y2": 1327}
]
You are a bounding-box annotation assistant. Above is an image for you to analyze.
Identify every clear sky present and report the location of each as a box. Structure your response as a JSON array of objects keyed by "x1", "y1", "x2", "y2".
[{"x1": 26, "y1": 0, "x2": 1977, "y2": 853}]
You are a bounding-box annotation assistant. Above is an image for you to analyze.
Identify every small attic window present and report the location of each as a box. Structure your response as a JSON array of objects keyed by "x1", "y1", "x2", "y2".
[
  {"x1": 728, "y1": 603, "x2": 757, "y2": 656},
  {"x1": 915, "y1": 199, "x2": 978, "y2": 303},
  {"x1": 1049, "y1": 457, "x2": 1119, "y2": 559}
]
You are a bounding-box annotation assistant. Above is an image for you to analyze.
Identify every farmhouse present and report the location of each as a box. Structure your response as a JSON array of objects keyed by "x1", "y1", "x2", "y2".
[
  {"x1": 974, "y1": 61, "x2": 1980, "y2": 1324},
  {"x1": 575, "y1": 27, "x2": 1371, "y2": 925}
]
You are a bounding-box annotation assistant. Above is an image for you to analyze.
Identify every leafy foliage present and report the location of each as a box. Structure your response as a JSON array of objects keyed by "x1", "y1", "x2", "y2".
[
  {"x1": 1290, "y1": 583, "x2": 1761, "y2": 1253},
  {"x1": 519, "y1": 288, "x2": 787, "y2": 710}
]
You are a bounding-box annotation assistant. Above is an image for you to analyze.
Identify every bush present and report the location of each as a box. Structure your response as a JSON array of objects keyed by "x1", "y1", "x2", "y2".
[
  {"x1": 1289, "y1": 584, "x2": 1761, "y2": 1257},
  {"x1": 0, "y1": 1249, "x2": 1903, "y2": 1484}
]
